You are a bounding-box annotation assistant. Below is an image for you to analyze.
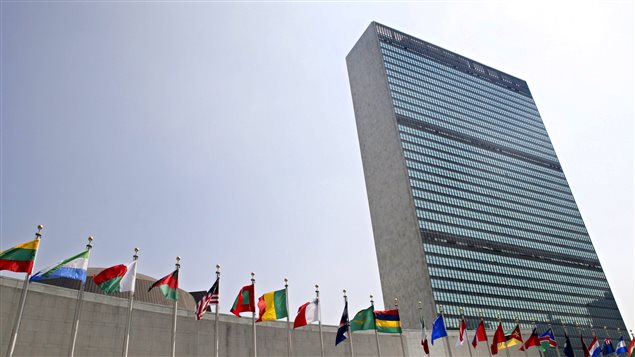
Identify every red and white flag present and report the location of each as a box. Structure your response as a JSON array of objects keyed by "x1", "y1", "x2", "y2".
[
  {"x1": 293, "y1": 299, "x2": 319, "y2": 328},
  {"x1": 195, "y1": 277, "x2": 219, "y2": 320},
  {"x1": 421, "y1": 320, "x2": 430, "y2": 355},
  {"x1": 456, "y1": 317, "x2": 468, "y2": 346},
  {"x1": 472, "y1": 320, "x2": 488, "y2": 348}
]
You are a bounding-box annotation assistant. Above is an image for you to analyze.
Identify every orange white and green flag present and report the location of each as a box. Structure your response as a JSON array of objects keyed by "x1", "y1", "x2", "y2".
[
  {"x1": 256, "y1": 289, "x2": 288, "y2": 322},
  {"x1": 0, "y1": 239, "x2": 40, "y2": 274}
]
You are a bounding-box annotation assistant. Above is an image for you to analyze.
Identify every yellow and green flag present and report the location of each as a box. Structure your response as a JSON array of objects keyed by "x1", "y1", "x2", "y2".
[{"x1": 350, "y1": 305, "x2": 375, "y2": 332}]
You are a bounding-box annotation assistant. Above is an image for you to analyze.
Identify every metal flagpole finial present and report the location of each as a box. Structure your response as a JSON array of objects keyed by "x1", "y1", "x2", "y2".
[
  {"x1": 284, "y1": 278, "x2": 288, "y2": 288},
  {"x1": 439, "y1": 304, "x2": 444, "y2": 314},
  {"x1": 251, "y1": 272, "x2": 255, "y2": 283},
  {"x1": 216, "y1": 264, "x2": 220, "y2": 276},
  {"x1": 315, "y1": 284, "x2": 319, "y2": 292},
  {"x1": 36, "y1": 225, "x2": 44, "y2": 238},
  {"x1": 460, "y1": 307, "x2": 464, "y2": 315},
  {"x1": 343, "y1": 289, "x2": 347, "y2": 298},
  {"x1": 394, "y1": 298, "x2": 399, "y2": 308},
  {"x1": 370, "y1": 294, "x2": 374, "y2": 305},
  {"x1": 87, "y1": 236, "x2": 94, "y2": 248},
  {"x1": 133, "y1": 247, "x2": 140, "y2": 259},
  {"x1": 418, "y1": 301, "x2": 422, "y2": 310},
  {"x1": 175, "y1": 256, "x2": 181, "y2": 268}
]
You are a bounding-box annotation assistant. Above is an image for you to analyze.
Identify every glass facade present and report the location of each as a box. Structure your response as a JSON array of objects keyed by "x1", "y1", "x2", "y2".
[{"x1": 371, "y1": 23, "x2": 626, "y2": 349}]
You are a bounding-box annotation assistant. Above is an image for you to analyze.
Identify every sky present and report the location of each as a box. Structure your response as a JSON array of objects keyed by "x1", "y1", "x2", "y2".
[{"x1": 1, "y1": 1, "x2": 633, "y2": 332}]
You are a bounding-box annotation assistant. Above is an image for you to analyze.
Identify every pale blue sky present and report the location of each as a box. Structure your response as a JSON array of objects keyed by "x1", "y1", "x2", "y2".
[{"x1": 1, "y1": 1, "x2": 632, "y2": 331}]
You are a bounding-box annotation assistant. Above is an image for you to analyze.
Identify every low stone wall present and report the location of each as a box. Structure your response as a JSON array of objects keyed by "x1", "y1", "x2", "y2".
[{"x1": 0, "y1": 277, "x2": 539, "y2": 356}]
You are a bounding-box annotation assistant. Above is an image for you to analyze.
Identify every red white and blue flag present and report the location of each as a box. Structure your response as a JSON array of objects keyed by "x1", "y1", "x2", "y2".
[
  {"x1": 195, "y1": 277, "x2": 219, "y2": 320},
  {"x1": 588, "y1": 336, "x2": 601, "y2": 357}
]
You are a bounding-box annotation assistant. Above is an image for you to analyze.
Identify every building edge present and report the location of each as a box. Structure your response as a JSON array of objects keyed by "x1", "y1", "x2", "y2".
[{"x1": 346, "y1": 22, "x2": 437, "y2": 329}]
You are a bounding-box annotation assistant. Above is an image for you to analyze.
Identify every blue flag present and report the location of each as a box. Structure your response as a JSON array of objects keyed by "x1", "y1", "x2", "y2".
[
  {"x1": 431, "y1": 314, "x2": 447, "y2": 345},
  {"x1": 563, "y1": 333, "x2": 575, "y2": 357},
  {"x1": 603, "y1": 338, "x2": 615, "y2": 355},
  {"x1": 615, "y1": 336, "x2": 627, "y2": 355},
  {"x1": 335, "y1": 301, "x2": 349, "y2": 346}
]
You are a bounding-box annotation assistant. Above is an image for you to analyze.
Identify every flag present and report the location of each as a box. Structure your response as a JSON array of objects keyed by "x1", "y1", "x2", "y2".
[
  {"x1": 472, "y1": 320, "x2": 488, "y2": 348},
  {"x1": 431, "y1": 314, "x2": 448, "y2": 345},
  {"x1": 456, "y1": 317, "x2": 467, "y2": 346},
  {"x1": 539, "y1": 328, "x2": 558, "y2": 350},
  {"x1": 520, "y1": 327, "x2": 540, "y2": 351},
  {"x1": 627, "y1": 337, "x2": 634, "y2": 357},
  {"x1": 0, "y1": 239, "x2": 40, "y2": 274},
  {"x1": 421, "y1": 319, "x2": 430, "y2": 355},
  {"x1": 31, "y1": 249, "x2": 90, "y2": 282},
  {"x1": 335, "y1": 301, "x2": 349, "y2": 345},
  {"x1": 491, "y1": 322, "x2": 506, "y2": 355},
  {"x1": 230, "y1": 284, "x2": 255, "y2": 316},
  {"x1": 603, "y1": 338, "x2": 615, "y2": 355},
  {"x1": 581, "y1": 335, "x2": 590, "y2": 357},
  {"x1": 349, "y1": 305, "x2": 375, "y2": 332},
  {"x1": 615, "y1": 336, "x2": 627, "y2": 355},
  {"x1": 563, "y1": 332, "x2": 575, "y2": 357},
  {"x1": 195, "y1": 277, "x2": 219, "y2": 320},
  {"x1": 293, "y1": 299, "x2": 318, "y2": 329},
  {"x1": 498, "y1": 325, "x2": 524, "y2": 350},
  {"x1": 93, "y1": 261, "x2": 137, "y2": 294},
  {"x1": 148, "y1": 269, "x2": 179, "y2": 301},
  {"x1": 257, "y1": 289, "x2": 287, "y2": 322},
  {"x1": 374, "y1": 309, "x2": 402, "y2": 334},
  {"x1": 589, "y1": 336, "x2": 602, "y2": 357}
]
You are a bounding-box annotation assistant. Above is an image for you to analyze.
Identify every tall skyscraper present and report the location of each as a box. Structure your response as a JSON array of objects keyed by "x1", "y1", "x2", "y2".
[{"x1": 346, "y1": 22, "x2": 627, "y2": 343}]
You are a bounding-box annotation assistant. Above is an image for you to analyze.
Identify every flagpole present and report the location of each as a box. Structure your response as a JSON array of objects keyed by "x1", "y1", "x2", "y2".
[
  {"x1": 284, "y1": 278, "x2": 292, "y2": 357},
  {"x1": 575, "y1": 322, "x2": 583, "y2": 357},
  {"x1": 420, "y1": 302, "x2": 429, "y2": 357},
  {"x1": 69, "y1": 236, "x2": 93, "y2": 357},
  {"x1": 394, "y1": 298, "x2": 407, "y2": 357},
  {"x1": 533, "y1": 321, "x2": 545, "y2": 357},
  {"x1": 439, "y1": 305, "x2": 453, "y2": 357},
  {"x1": 370, "y1": 294, "x2": 381, "y2": 357},
  {"x1": 344, "y1": 290, "x2": 354, "y2": 357},
  {"x1": 316, "y1": 284, "x2": 324, "y2": 357},
  {"x1": 548, "y1": 320, "x2": 561, "y2": 357},
  {"x1": 480, "y1": 311, "x2": 492, "y2": 357},
  {"x1": 252, "y1": 272, "x2": 257, "y2": 357},
  {"x1": 214, "y1": 264, "x2": 220, "y2": 357},
  {"x1": 171, "y1": 256, "x2": 181, "y2": 357},
  {"x1": 563, "y1": 323, "x2": 571, "y2": 357},
  {"x1": 460, "y1": 308, "x2": 473, "y2": 357},
  {"x1": 6, "y1": 224, "x2": 43, "y2": 357},
  {"x1": 497, "y1": 313, "x2": 511, "y2": 357},
  {"x1": 517, "y1": 317, "x2": 529, "y2": 357},
  {"x1": 122, "y1": 247, "x2": 139, "y2": 357}
]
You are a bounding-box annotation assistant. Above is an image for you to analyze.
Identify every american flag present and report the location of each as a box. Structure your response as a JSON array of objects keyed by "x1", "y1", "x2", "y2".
[{"x1": 195, "y1": 277, "x2": 219, "y2": 320}]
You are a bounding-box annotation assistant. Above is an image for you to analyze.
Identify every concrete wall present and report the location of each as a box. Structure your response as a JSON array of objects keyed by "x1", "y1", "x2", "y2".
[
  {"x1": 1, "y1": 277, "x2": 541, "y2": 356},
  {"x1": 346, "y1": 22, "x2": 437, "y2": 330}
]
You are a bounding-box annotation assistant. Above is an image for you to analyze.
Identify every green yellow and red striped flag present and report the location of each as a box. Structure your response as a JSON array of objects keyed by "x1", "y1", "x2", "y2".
[
  {"x1": 374, "y1": 309, "x2": 402, "y2": 333},
  {"x1": 0, "y1": 239, "x2": 40, "y2": 274},
  {"x1": 256, "y1": 289, "x2": 288, "y2": 322}
]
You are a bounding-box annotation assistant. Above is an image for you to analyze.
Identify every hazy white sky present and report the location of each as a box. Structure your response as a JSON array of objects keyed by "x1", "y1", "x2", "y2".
[{"x1": 1, "y1": 1, "x2": 632, "y2": 332}]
